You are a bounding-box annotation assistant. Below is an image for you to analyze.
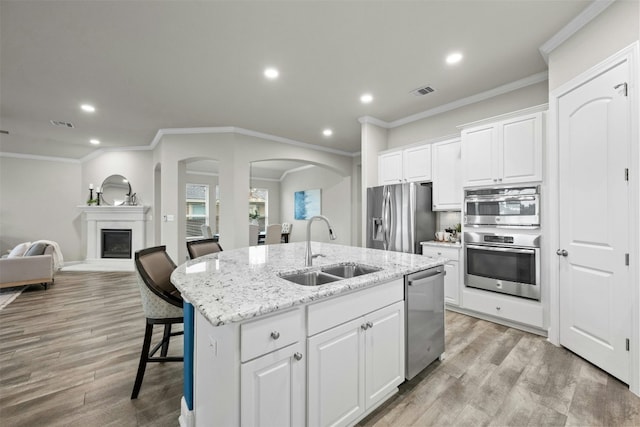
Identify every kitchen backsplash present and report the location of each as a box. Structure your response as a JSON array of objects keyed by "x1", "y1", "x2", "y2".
[{"x1": 436, "y1": 211, "x2": 462, "y2": 232}]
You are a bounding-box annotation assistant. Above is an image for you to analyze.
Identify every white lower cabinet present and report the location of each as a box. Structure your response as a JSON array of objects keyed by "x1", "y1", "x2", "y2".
[
  {"x1": 194, "y1": 279, "x2": 406, "y2": 427},
  {"x1": 241, "y1": 341, "x2": 306, "y2": 427},
  {"x1": 421, "y1": 245, "x2": 461, "y2": 307},
  {"x1": 307, "y1": 301, "x2": 404, "y2": 427}
]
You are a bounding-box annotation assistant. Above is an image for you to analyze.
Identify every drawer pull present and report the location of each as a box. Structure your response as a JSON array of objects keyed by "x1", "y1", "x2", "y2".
[
  {"x1": 293, "y1": 352, "x2": 303, "y2": 361},
  {"x1": 361, "y1": 323, "x2": 369, "y2": 330},
  {"x1": 496, "y1": 306, "x2": 501, "y2": 311},
  {"x1": 366, "y1": 321, "x2": 373, "y2": 329},
  {"x1": 270, "y1": 331, "x2": 280, "y2": 340}
]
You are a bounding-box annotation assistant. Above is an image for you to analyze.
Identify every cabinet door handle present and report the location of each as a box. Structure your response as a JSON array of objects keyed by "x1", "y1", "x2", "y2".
[
  {"x1": 293, "y1": 352, "x2": 303, "y2": 361},
  {"x1": 270, "y1": 331, "x2": 280, "y2": 340},
  {"x1": 361, "y1": 323, "x2": 369, "y2": 330},
  {"x1": 366, "y1": 321, "x2": 373, "y2": 329},
  {"x1": 496, "y1": 306, "x2": 501, "y2": 311}
]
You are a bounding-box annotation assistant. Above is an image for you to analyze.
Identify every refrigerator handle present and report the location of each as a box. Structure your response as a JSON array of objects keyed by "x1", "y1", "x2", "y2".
[{"x1": 382, "y1": 187, "x2": 390, "y2": 250}]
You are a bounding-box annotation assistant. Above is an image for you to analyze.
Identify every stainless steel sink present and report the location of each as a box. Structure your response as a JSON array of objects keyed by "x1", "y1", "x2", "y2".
[
  {"x1": 280, "y1": 270, "x2": 341, "y2": 286},
  {"x1": 321, "y1": 263, "x2": 381, "y2": 278}
]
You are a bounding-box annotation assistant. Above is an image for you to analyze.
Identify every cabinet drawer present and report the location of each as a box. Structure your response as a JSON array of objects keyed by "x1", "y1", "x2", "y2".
[
  {"x1": 307, "y1": 278, "x2": 404, "y2": 336},
  {"x1": 421, "y1": 245, "x2": 460, "y2": 261},
  {"x1": 462, "y1": 288, "x2": 543, "y2": 328},
  {"x1": 241, "y1": 308, "x2": 303, "y2": 362}
]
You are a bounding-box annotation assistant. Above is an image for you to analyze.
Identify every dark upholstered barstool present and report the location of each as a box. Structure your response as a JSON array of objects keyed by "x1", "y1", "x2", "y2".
[
  {"x1": 131, "y1": 246, "x2": 184, "y2": 399},
  {"x1": 186, "y1": 238, "x2": 223, "y2": 259}
]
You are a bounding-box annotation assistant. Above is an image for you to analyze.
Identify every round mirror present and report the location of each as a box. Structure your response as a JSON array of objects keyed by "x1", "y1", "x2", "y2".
[{"x1": 100, "y1": 174, "x2": 132, "y2": 206}]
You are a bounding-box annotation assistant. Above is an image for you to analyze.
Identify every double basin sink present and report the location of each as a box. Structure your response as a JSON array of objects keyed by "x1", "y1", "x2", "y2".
[{"x1": 280, "y1": 262, "x2": 382, "y2": 286}]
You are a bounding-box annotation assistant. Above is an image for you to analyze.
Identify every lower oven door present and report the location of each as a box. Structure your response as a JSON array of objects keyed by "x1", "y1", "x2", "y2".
[{"x1": 465, "y1": 244, "x2": 540, "y2": 300}]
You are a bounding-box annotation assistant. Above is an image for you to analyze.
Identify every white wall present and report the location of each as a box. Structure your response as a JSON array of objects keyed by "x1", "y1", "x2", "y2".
[
  {"x1": 548, "y1": 0, "x2": 640, "y2": 91},
  {"x1": 0, "y1": 156, "x2": 82, "y2": 260},
  {"x1": 387, "y1": 81, "x2": 548, "y2": 148},
  {"x1": 156, "y1": 131, "x2": 354, "y2": 262},
  {"x1": 280, "y1": 166, "x2": 351, "y2": 245}
]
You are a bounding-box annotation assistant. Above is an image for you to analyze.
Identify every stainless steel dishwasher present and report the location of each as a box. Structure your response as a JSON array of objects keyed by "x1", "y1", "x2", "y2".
[{"x1": 405, "y1": 266, "x2": 445, "y2": 380}]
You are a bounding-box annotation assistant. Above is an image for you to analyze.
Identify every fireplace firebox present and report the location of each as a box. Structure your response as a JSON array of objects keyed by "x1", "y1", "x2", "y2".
[{"x1": 101, "y1": 229, "x2": 132, "y2": 259}]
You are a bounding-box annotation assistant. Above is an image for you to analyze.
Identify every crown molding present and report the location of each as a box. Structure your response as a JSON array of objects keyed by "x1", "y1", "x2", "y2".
[
  {"x1": 280, "y1": 164, "x2": 316, "y2": 181},
  {"x1": 539, "y1": 0, "x2": 615, "y2": 63},
  {"x1": 360, "y1": 71, "x2": 548, "y2": 130},
  {"x1": 358, "y1": 116, "x2": 391, "y2": 129},
  {"x1": 152, "y1": 126, "x2": 356, "y2": 157},
  {"x1": 0, "y1": 151, "x2": 81, "y2": 164}
]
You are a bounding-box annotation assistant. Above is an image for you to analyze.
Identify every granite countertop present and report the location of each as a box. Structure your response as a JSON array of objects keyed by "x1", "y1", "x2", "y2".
[
  {"x1": 420, "y1": 240, "x2": 462, "y2": 249},
  {"x1": 171, "y1": 242, "x2": 446, "y2": 326}
]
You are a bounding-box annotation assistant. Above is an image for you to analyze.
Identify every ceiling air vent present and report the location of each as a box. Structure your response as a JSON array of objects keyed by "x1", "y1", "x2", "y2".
[
  {"x1": 50, "y1": 120, "x2": 74, "y2": 128},
  {"x1": 410, "y1": 85, "x2": 436, "y2": 96}
]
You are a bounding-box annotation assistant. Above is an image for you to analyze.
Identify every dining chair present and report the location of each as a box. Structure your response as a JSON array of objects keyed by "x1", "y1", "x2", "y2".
[
  {"x1": 187, "y1": 238, "x2": 223, "y2": 259},
  {"x1": 131, "y1": 246, "x2": 183, "y2": 399},
  {"x1": 249, "y1": 224, "x2": 259, "y2": 246},
  {"x1": 264, "y1": 224, "x2": 283, "y2": 245}
]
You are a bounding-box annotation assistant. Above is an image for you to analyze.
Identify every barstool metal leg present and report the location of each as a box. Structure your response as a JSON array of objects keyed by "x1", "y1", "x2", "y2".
[
  {"x1": 161, "y1": 324, "x2": 172, "y2": 357},
  {"x1": 131, "y1": 321, "x2": 154, "y2": 399}
]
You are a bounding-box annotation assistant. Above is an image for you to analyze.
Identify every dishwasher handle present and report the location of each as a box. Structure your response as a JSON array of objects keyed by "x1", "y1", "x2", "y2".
[{"x1": 407, "y1": 267, "x2": 445, "y2": 286}]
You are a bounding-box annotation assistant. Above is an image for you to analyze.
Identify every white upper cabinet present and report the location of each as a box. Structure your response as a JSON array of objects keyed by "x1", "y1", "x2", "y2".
[
  {"x1": 431, "y1": 138, "x2": 462, "y2": 210},
  {"x1": 461, "y1": 111, "x2": 543, "y2": 187},
  {"x1": 379, "y1": 144, "x2": 431, "y2": 185}
]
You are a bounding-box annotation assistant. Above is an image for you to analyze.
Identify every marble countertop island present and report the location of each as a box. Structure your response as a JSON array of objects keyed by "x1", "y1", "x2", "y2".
[{"x1": 171, "y1": 242, "x2": 446, "y2": 326}]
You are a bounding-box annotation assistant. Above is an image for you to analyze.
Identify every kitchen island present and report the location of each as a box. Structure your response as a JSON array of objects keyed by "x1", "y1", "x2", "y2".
[{"x1": 171, "y1": 242, "x2": 445, "y2": 427}]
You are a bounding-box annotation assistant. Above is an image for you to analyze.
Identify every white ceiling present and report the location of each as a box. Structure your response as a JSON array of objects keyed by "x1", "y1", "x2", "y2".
[{"x1": 0, "y1": 0, "x2": 590, "y2": 160}]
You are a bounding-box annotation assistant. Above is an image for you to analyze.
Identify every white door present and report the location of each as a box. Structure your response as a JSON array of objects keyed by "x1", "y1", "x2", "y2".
[
  {"x1": 307, "y1": 317, "x2": 365, "y2": 427},
  {"x1": 240, "y1": 342, "x2": 305, "y2": 427},
  {"x1": 443, "y1": 261, "x2": 460, "y2": 306},
  {"x1": 364, "y1": 301, "x2": 404, "y2": 408},
  {"x1": 558, "y1": 60, "x2": 630, "y2": 383}
]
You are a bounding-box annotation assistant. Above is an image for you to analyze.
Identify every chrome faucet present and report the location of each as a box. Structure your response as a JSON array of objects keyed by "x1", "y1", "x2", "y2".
[{"x1": 305, "y1": 215, "x2": 337, "y2": 266}]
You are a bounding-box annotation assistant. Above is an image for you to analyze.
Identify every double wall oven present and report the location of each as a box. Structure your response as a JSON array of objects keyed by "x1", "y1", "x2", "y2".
[{"x1": 463, "y1": 186, "x2": 541, "y2": 301}]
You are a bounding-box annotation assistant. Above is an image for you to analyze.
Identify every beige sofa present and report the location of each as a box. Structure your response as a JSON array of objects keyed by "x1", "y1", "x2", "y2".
[{"x1": 0, "y1": 244, "x2": 55, "y2": 289}]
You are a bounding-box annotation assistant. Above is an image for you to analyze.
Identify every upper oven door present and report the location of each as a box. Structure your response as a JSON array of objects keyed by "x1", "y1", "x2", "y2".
[{"x1": 464, "y1": 195, "x2": 539, "y2": 226}]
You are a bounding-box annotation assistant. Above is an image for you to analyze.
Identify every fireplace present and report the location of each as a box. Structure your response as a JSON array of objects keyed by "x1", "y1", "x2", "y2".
[{"x1": 101, "y1": 229, "x2": 132, "y2": 259}]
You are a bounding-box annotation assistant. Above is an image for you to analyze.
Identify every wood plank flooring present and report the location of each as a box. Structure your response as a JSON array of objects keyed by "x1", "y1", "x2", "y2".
[{"x1": 1, "y1": 271, "x2": 638, "y2": 426}]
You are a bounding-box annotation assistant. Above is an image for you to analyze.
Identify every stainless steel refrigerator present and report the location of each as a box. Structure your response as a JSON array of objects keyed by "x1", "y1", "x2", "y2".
[{"x1": 366, "y1": 182, "x2": 436, "y2": 254}]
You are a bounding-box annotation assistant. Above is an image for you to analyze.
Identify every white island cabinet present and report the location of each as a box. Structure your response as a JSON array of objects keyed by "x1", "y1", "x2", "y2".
[{"x1": 172, "y1": 242, "x2": 445, "y2": 427}]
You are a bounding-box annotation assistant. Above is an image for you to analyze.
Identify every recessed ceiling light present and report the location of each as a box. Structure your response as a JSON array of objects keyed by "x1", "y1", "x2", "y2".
[
  {"x1": 360, "y1": 94, "x2": 373, "y2": 104},
  {"x1": 446, "y1": 52, "x2": 463, "y2": 65},
  {"x1": 264, "y1": 68, "x2": 279, "y2": 79},
  {"x1": 90, "y1": 139, "x2": 100, "y2": 145},
  {"x1": 81, "y1": 104, "x2": 96, "y2": 113},
  {"x1": 323, "y1": 129, "x2": 333, "y2": 137}
]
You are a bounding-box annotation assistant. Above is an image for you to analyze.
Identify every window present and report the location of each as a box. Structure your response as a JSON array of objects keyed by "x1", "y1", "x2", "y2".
[
  {"x1": 186, "y1": 184, "x2": 209, "y2": 238},
  {"x1": 249, "y1": 188, "x2": 268, "y2": 232}
]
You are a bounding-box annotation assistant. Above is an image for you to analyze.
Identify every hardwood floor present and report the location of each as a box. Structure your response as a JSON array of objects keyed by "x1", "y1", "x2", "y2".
[
  {"x1": 1, "y1": 271, "x2": 638, "y2": 426},
  {"x1": 0, "y1": 271, "x2": 182, "y2": 426}
]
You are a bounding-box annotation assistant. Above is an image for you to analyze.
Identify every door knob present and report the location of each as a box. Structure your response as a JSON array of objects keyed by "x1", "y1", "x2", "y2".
[{"x1": 556, "y1": 249, "x2": 568, "y2": 257}]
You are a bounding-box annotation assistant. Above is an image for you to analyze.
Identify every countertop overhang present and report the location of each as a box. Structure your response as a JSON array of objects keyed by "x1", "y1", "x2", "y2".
[{"x1": 171, "y1": 242, "x2": 446, "y2": 326}]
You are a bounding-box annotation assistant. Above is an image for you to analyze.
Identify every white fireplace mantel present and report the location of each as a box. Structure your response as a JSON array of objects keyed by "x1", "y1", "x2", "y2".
[{"x1": 78, "y1": 205, "x2": 150, "y2": 261}]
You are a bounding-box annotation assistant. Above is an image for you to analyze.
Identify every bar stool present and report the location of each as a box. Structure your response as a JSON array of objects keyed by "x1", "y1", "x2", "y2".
[
  {"x1": 131, "y1": 245, "x2": 183, "y2": 399},
  {"x1": 186, "y1": 238, "x2": 223, "y2": 259}
]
